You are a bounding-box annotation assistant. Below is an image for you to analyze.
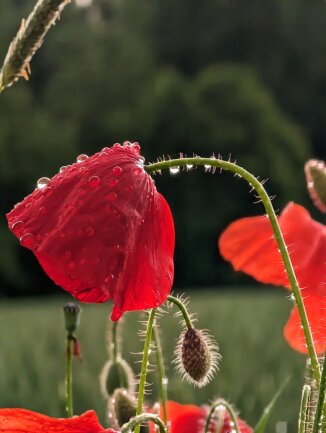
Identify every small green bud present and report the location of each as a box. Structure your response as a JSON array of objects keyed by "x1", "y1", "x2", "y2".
[
  {"x1": 174, "y1": 327, "x2": 221, "y2": 387},
  {"x1": 100, "y1": 358, "x2": 135, "y2": 397},
  {"x1": 109, "y1": 388, "x2": 136, "y2": 427},
  {"x1": 305, "y1": 159, "x2": 326, "y2": 213},
  {"x1": 63, "y1": 303, "x2": 81, "y2": 334}
]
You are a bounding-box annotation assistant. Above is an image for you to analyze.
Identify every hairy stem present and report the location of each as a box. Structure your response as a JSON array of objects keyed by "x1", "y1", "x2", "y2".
[
  {"x1": 146, "y1": 157, "x2": 320, "y2": 382},
  {"x1": 121, "y1": 413, "x2": 166, "y2": 433},
  {"x1": 299, "y1": 385, "x2": 311, "y2": 433},
  {"x1": 313, "y1": 354, "x2": 326, "y2": 433},
  {"x1": 204, "y1": 399, "x2": 240, "y2": 433},
  {"x1": 167, "y1": 295, "x2": 193, "y2": 329},
  {"x1": 153, "y1": 325, "x2": 169, "y2": 429},
  {"x1": 135, "y1": 309, "x2": 157, "y2": 433}
]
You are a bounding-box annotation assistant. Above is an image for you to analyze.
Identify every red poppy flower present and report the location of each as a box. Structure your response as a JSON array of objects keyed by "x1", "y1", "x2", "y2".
[
  {"x1": 6, "y1": 143, "x2": 175, "y2": 321},
  {"x1": 0, "y1": 409, "x2": 118, "y2": 433},
  {"x1": 150, "y1": 401, "x2": 252, "y2": 433},
  {"x1": 218, "y1": 202, "x2": 326, "y2": 354}
]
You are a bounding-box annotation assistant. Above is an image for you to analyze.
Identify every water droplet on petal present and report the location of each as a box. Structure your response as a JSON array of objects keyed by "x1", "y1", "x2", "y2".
[
  {"x1": 11, "y1": 220, "x2": 24, "y2": 234},
  {"x1": 105, "y1": 274, "x2": 115, "y2": 283},
  {"x1": 88, "y1": 176, "x2": 101, "y2": 187},
  {"x1": 60, "y1": 166, "x2": 68, "y2": 173},
  {"x1": 108, "y1": 178, "x2": 118, "y2": 188},
  {"x1": 112, "y1": 166, "x2": 122, "y2": 176},
  {"x1": 25, "y1": 202, "x2": 32, "y2": 208},
  {"x1": 68, "y1": 262, "x2": 76, "y2": 270},
  {"x1": 37, "y1": 177, "x2": 50, "y2": 189},
  {"x1": 77, "y1": 154, "x2": 89, "y2": 163},
  {"x1": 38, "y1": 206, "x2": 47, "y2": 216},
  {"x1": 137, "y1": 218, "x2": 144, "y2": 226},
  {"x1": 107, "y1": 192, "x2": 117, "y2": 202},
  {"x1": 169, "y1": 166, "x2": 179, "y2": 175},
  {"x1": 20, "y1": 233, "x2": 36, "y2": 248},
  {"x1": 85, "y1": 226, "x2": 95, "y2": 237},
  {"x1": 113, "y1": 143, "x2": 121, "y2": 148},
  {"x1": 43, "y1": 186, "x2": 53, "y2": 196},
  {"x1": 64, "y1": 250, "x2": 72, "y2": 260}
]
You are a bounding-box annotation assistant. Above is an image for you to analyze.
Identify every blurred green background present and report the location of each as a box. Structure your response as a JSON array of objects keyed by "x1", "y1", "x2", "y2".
[
  {"x1": 0, "y1": 292, "x2": 306, "y2": 431},
  {"x1": 0, "y1": 0, "x2": 325, "y2": 295},
  {"x1": 0, "y1": 1, "x2": 324, "y2": 431}
]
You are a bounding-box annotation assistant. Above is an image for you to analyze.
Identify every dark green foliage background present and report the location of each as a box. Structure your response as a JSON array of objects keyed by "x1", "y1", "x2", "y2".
[{"x1": 0, "y1": 0, "x2": 325, "y2": 295}]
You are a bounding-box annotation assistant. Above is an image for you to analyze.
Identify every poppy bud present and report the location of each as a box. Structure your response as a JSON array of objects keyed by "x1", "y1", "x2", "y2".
[
  {"x1": 304, "y1": 159, "x2": 326, "y2": 213},
  {"x1": 174, "y1": 327, "x2": 221, "y2": 387},
  {"x1": 109, "y1": 388, "x2": 136, "y2": 427},
  {"x1": 100, "y1": 359, "x2": 135, "y2": 397},
  {"x1": 63, "y1": 303, "x2": 81, "y2": 334}
]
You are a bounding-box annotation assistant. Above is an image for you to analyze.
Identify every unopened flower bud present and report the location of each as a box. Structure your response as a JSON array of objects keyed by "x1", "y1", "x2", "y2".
[
  {"x1": 63, "y1": 303, "x2": 81, "y2": 334},
  {"x1": 109, "y1": 388, "x2": 136, "y2": 427},
  {"x1": 100, "y1": 358, "x2": 135, "y2": 397},
  {"x1": 174, "y1": 327, "x2": 221, "y2": 387}
]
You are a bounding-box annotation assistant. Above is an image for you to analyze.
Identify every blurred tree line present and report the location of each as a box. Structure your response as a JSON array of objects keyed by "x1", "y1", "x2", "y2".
[{"x1": 0, "y1": 0, "x2": 325, "y2": 296}]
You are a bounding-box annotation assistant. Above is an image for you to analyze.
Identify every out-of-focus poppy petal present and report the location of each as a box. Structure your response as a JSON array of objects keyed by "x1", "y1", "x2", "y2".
[
  {"x1": 150, "y1": 401, "x2": 252, "y2": 433},
  {"x1": 284, "y1": 293, "x2": 326, "y2": 355},
  {"x1": 219, "y1": 202, "x2": 326, "y2": 293},
  {"x1": 7, "y1": 143, "x2": 175, "y2": 320},
  {"x1": 0, "y1": 409, "x2": 117, "y2": 433}
]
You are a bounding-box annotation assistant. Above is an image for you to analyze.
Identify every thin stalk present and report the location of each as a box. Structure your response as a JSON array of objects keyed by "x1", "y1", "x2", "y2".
[
  {"x1": 146, "y1": 157, "x2": 320, "y2": 382},
  {"x1": 65, "y1": 335, "x2": 73, "y2": 417},
  {"x1": 134, "y1": 309, "x2": 157, "y2": 433},
  {"x1": 299, "y1": 385, "x2": 311, "y2": 433},
  {"x1": 313, "y1": 354, "x2": 326, "y2": 433},
  {"x1": 111, "y1": 321, "x2": 119, "y2": 362},
  {"x1": 204, "y1": 398, "x2": 240, "y2": 433},
  {"x1": 121, "y1": 413, "x2": 166, "y2": 433},
  {"x1": 153, "y1": 325, "x2": 169, "y2": 429},
  {"x1": 167, "y1": 295, "x2": 193, "y2": 329}
]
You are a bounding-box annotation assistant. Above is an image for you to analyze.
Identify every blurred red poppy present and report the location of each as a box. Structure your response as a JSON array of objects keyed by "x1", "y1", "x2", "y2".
[
  {"x1": 150, "y1": 401, "x2": 252, "y2": 433},
  {"x1": 7, "y1": 143, "x2": 175, "y2": 321},
  {"x1": 0, "y1": 409, "x2": 117, "y2": 433},
  {"x1": 218, "y1": 202, "x2": 326, "y2": 354}
]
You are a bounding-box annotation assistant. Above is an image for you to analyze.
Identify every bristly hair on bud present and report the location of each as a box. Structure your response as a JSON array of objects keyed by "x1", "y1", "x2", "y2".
[
  {"x1": 174, "y1": 327, "x2": 221, "y2": 388},
  {"x1": 100, "y1": 358, "x2": 136, "y2": 398},
  {"x1": 108, "y1": 388, "x2": 137, "y2": 428}
]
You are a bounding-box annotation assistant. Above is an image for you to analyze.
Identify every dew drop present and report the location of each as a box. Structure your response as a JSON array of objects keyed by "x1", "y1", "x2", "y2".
[
  {"x1": 112, "y1": 166, "x2": 122, "y2": 176},
  {"x1": 290, "y1": 294, "x2": 295, "y2": 301},
  {"x1": 64, "y1": 250, "x2": 72, "y2": 260},
  {"x1": 38, "y1": 206, "x2": 47, "y2": 216},
  {"x1": 77, "y1": 154, "x2": 89, "y2": 163},
  {"x1": 20, "y1": 233, "x2": 36, "y2": 248},
  {"x1": 107, "y1": 192, "x2": 117, "y2": 202},
  {"x1": 169, "y1": 166, "x2": 179, "y2": 175},
  {"x1": 37, "y1": 177, "x2": 50, "y2": 189},
  {"x1": 132, "y1": 143, "x2": 141, "y2": 153},
  {"x1": 85, "y1": 226, "x2": 95, "y2": 237},
  {"x1": 68, "y1": 262, "x2": 76, "y2": 270},
  {"x1": 59, "y1": 166, "x2": 68, "y2": 173},
  {"x1": 104, "y1": 274, "x2": 115, "y2": 283},
  {"x1": 113, "y1": 143, "x2": 121, "y2": 148},
  {"x1": 137, "y1": 218, "x2": 144, "y2": 226},
  {"x1": 11, "y1": 220, "x2": 24, "y2": 234},
  {"x1": 25, "y1": 203, "x2": 32, "y2": 208},
  {"x1": 88, "y1": 176, "x2": 101, "y2": 187},
  {"x1": 108, "y1": 178, "x2": 118, "y2": 188}
]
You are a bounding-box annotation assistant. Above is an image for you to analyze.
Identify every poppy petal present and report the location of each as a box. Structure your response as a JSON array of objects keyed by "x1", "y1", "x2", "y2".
[
  {"x1": 150, "y1": 401, "x2": 252, "y2": 433},
  {"x1": 284, "y1": 293, "x2": 326, "y2": 355},
  {"x1": 7, "y1": 143, "x2": 175, "y2": 320},
  {"x1": 0, "y1": 409, "x2": 116, "y2": 433},
  {"x1": 219, "y1": 202, "x2": 326, "y2": 293}
]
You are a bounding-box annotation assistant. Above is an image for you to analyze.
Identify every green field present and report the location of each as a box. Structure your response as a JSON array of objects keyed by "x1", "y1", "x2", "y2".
[{"x1": 0, "y1": 290, "x2": 306, "y2": 431}]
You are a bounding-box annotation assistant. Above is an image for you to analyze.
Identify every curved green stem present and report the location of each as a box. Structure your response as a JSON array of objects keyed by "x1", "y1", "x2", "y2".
[
  {"x1": 65, "y1": 335, "x2": 73, "y2": 417},
  {"x1": 167, "y1": 295, "x2": 193, "y2": 329},
  {"x1": 204, "y1": 399, "x2": 240, "y2": 433},
  {"x1": 135, "y1": 309, "x2": 157, "y2": 433},
  {"x1": 146, "y1": 157, "x2": 320, "y2": 382},
  {"x1": 153, "y1": 325, "x2": 169, "y2": 429},
  {"x1": 313, "y1": 354, "x2": 326, "y2": 433},
  {"x1": 121, "y1": 413, "x2": 166, "y2": 433}
]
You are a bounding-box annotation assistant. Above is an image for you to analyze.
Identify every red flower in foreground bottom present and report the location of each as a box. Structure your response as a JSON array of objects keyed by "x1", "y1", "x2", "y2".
[
  {"x1": 218, "y1": 202, "x2": 326, "y2": 354},
  {"x1": 0, "y1": 409, "x2": 118, "y2": 433},
  {"x1": 150, "y1": 401, "x2": 252, "y2": 433},
  {"x1": 7, "y1": 143, "x2": 175, "y2": 321}
]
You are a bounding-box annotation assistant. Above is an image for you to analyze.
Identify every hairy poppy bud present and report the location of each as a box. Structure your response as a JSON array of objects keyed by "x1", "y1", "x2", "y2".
[
  {"x1": 63, "y1": 302, "x2": 81, "y2": 334},
  {"x1": 109, "y1": 388, "x2": 136, "y2": 427},
  {"x1": 174, "y1": 327, "x2": 221, "y2": 387},
  {"x1": 305, "y1": 159, "x2": 326, "y2": 213},
  {"x1": 100, "y1": 359, "x2": 135, "y2": 397}
]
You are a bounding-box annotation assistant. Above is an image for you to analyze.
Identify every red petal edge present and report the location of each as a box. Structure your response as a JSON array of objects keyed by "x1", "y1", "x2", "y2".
[{"x1": 0, "y1": 409, "x2": 117, "y2": 433}]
